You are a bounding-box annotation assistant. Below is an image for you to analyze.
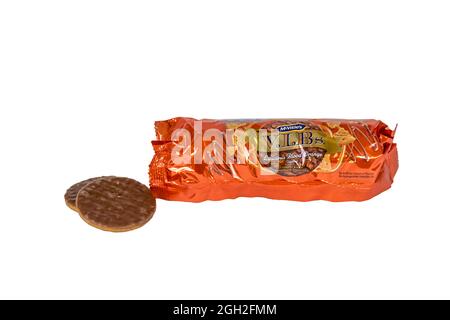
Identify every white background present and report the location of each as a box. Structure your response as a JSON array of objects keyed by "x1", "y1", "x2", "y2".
[{"x1": 0, "y1": 1, "x2": 449, "y2": 299}]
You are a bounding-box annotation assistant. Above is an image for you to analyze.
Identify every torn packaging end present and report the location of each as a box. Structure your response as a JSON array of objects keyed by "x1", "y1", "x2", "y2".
[{"x1": 149, "y1": 118, "x2": 398, "y2": 202}]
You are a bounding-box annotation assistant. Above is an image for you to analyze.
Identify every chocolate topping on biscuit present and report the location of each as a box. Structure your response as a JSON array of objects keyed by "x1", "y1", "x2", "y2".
[
  {"x1": 64, "y1": 177, "x2": 112, "y2": 211},
  {"x1": 75, "y1": 177, "x2": 156, "y2": 232}
]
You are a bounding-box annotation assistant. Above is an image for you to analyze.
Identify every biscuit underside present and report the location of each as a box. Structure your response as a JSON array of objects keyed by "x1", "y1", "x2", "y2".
[
  {"x1": 65, "y1": 200, "x2": 80, "y2": 213},
  {"x1": 78, "y1": 210, "x2": 155, "y2": 232}
]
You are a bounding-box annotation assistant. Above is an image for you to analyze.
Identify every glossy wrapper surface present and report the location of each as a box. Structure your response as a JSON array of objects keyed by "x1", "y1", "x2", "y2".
[{"x1": 150, "y1": 118, "x2": 398, "y2": 202}]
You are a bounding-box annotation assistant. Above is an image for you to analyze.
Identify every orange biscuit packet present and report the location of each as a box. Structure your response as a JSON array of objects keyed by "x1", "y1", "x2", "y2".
[{"x1": 150, "y1": 118, "x2": 398, "y2": 202}]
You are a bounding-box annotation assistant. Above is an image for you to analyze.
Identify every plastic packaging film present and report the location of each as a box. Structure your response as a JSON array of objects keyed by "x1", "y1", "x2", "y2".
[{"x1": 150, "y1": 118, "x2": 398, "y2": 202}]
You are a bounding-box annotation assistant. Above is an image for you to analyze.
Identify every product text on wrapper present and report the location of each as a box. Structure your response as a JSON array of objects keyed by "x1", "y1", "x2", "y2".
[{"x1": 169, "y1": 120, "x2": 342, "y2": 176}]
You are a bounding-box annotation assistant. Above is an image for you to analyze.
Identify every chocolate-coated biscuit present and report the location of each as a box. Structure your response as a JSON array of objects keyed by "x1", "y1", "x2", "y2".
[
  {"x1": 76, "y1": 177, "x2": 156, "y2": 232},
  {"x1": 64, "y1": 177, "x2": 112, "y2": 212}
]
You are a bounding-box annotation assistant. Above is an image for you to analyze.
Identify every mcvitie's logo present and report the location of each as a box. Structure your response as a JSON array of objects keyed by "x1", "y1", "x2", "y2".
[{"x1": 277, "y1": 123, "x2": 305, "y2": 132}]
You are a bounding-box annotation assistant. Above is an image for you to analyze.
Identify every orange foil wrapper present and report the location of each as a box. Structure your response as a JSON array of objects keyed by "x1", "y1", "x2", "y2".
[{"x1": 150, "y1": 118, "x2": 398, "y2": 202}]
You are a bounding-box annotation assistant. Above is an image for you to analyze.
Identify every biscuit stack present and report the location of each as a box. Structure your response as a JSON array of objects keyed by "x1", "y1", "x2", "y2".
[{"x1": 65, "y1": 177, "x2": 156, "y2": 232}]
